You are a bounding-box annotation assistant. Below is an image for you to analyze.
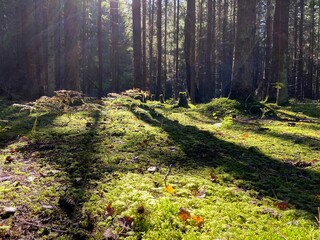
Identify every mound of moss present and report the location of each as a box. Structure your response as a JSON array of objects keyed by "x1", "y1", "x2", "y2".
[{"x1": 200, "y1": 98, "x2": 241, "y2": 117}]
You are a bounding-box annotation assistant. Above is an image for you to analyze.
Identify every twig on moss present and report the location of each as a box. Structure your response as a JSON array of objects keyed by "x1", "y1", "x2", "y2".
[
  {"x1": 163, "y1": 164, "x2": 173, "y2": 186},
  {"x1": 17, "y1": 219, "x2": 68, "y2": 234}
]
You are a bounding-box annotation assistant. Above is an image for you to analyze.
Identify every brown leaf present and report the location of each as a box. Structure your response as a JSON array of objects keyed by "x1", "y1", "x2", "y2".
[
  {"x1": 178, "y1": 208, "x2": 191, "y2": 221},
  {"x1": 192, "y1": 216, "x2": 204, "y2": 226},
  {"x1": 105, "y1": 201, "x2": 115, "y2": 217},
  {"x1": 119, "y1": 216, "x2": 134, "y2": 229},
  {"x1": 137, "y1": 205, "x2": 145, "y2": 214},
  {"x1": 191, "y1": 188, "x2": 206, "y2": 198},
  {"x1": 165, "y1": 185, "x2": 174, "y2": 195},
  {"x1": 191, "y1": 189, "x2": 199, "y2": 197},
  {"x1": 242, "y1": 133, "x2": 249, "y2": 139},
  {"x1": 210, "y1": 173, "x2": 218, "y2": 182},
  {"x1": 19, "y1": 136, "x2": 29, "y2": 142},
  {"x1": 5, "y1": 156, "x2": 14, "y2": 163},
  {"x1": 275, "y1": 201, "x2": 289, "y2": 211}
]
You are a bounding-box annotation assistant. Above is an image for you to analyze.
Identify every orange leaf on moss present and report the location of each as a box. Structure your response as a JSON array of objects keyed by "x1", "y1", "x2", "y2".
[
  {"x1": 242, "y1": 133, "x2": 249, "y2": 138},
  {"x1": 192, "y1": 216, "x2": 204, "y2": 226},
  {"x1": 105, "y1": 201, "x2": 115, "y2": 217},
  {"x1": 275, "y1": 201, "x2": 289, "y2": 210},
  {"x1": 178, "y1": 208, "x2": 191, "y2": 221},
  {"x1": 165, "y1": 185, "x2": 174, "y2": 195}
]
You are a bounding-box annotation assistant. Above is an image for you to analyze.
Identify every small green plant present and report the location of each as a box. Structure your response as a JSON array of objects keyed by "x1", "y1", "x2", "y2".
[
  {"x1": 222, "y1": 116, "x2": 233, "y2": 128},
  {"x1": 274, "y1": 82, "x2": 285, "y2": 105}
]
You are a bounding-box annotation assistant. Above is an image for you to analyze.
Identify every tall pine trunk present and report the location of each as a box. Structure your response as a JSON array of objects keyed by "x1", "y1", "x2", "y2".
[
  {"x1": 110, "y1": 0, "x2": 120, "y2": 92},
  {"x1": 229, "y1": 0, "x2": 256, "y2": 100},
  {"x1": 132, "y1": 0, "x2": 143, "y2": 89},
  {"x1": 184, "y1": 0, "x2": 196, "y2": 103},
  {"x1": 206, "y1": 0, "x2": 213, "y2": 99},
  {"x1": 156, "y1": 0, "x2": 162, "y2": 99},
  {"x1": 271, "y1": 0, "x2": 290, "y2": 105},
  {"x1": 64, "y1": 0, "x2": 80, "y2": 90}
]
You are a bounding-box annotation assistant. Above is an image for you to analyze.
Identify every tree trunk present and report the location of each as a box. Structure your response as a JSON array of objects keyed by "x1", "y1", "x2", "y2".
[
  {"x1": 148, "y1": 0, "x2": 155, "y2": 91},
  {"x1": 110, "y1": 0, "x2": 120, "y2": 92},
  {"x1": 292, "y1": 0, "x2": 298, "y2": 99},
  {"x1": 97, "y1": 0, "x2": 103, "y2": 97},
  {"x1": 229, "y1": 0, "x2": 256, "y2": 100},
  {"x1": 271, "y1": 0, "x2": 290, "y2": 105},
  {"x1": 184, "y1": 0, "x2": 196, "y2": 103},
  {"x1": 164, "y1": 0, "x2": 168, "y2": 98},
  {"x1": 80, "y1": 0, "x2": 88, "y2": 94},
  {"x1": 221, "y1": 0, "x2": 231, "y2": 97},
  {"x1": 206, "y1": 0, "x2": 213, "y2": 100},
  {"x1": 64, "y1": 0, "x2": 80, "y2": 90},
  {"x1": 212, "y1": 0, "x2": 216, "y2": 98},
  {"x1": 297, "y1": 0, "x2": 304, "y2": 99},
  {"x1": 306, "y1": 0, "x2": 315, "y2": 99},
  {"x1": 142, "y1": 0, "x2": 147, "y2": 90},
  {"x1": 156, "y1": 0, "x2": 162, "y2": 99},
  {"x1": 22, "y1": 0, "x2": 37, "y2": 98},
  {"x1": 54, "y1": 0, "x2": 62, "y2": 90},
  {"x1": 132, "y1": 0, "x2": 143, "y2": 89},
  {"x1": 174, "y1": 0, "x2": 180, "y2": 99}
]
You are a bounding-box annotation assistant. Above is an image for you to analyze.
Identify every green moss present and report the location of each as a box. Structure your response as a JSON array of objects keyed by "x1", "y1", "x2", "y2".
[{"x1": 0, "y1": 97, "x2": 320, "y2": 239}]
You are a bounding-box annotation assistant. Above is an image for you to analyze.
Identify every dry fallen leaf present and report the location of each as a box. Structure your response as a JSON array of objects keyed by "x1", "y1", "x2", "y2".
[
  {"x1": 197, "y1": 189, "x2": 206, "y2": 198},
  {"x1": 165, "y1": 185, "x2": 174, "y2": 195},
  {"x1": 105, "y1": 201, "x2": 115, "y2": 217},
  {"x1": 242, "y1": 133, "x2": 249, "y2": 139},
  {"x1": 178, "y1": 208, "x2": 191, "y2": 221},
  {"x1": 191, "y1": 188, "x2": 206, "y2": 198},
  {"x1": 275, "y1": 201, "x2": 289, "y2": 211},
  {"x1": 210, "y1": 173, "x2": 218, "y2": 182},
  {"x1": 119, "y1": 216, "x2": 134, "y2": 229},
  {"x1": 191, "y1": 189, "x2": 199, "y2": 197},
  {"x1": 19, "y1": 136, "x2": 29, "y2": 142},
  {"x1": 192, "y1": 216, "x2": 204, "y2": 226},
  {"x1": 5, "y1": 156, "x2": 14, "y2": 163},
  {"x1": 137, "y1": 205, "x2": 145, "y2": 214}
]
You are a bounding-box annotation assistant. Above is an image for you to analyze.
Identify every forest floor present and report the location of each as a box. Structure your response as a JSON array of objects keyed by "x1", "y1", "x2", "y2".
[{"x1": 1, "y1": 92, "x2": 320, "y2": 239}]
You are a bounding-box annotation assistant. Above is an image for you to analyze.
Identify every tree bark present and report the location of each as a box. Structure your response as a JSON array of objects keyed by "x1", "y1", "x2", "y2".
[
  {"x1": 174, "y1": 0, "x2": 180, "y2": 99},
  {"x1": 297, "y1": 0, "x2": 304, "y2": 99},
  {"x1": 148, "y1": 0, "x2": 155, "y2": 91},
  {"x1": 184, "y1": 0, "x2": 197, "y2": 103},
  {"x1": 64, "y1": 0, "x2": 80, "y2": 90},
  {"x1": 97, "y1": 0, "x2": 103, "y2": 97},
  {"x1": 229, "y1": 0, "x2": 256, "y2": 100},
  {"x1": 132, "y1": 0, "x2": 143, "y2": 89},
  {"x1": 142, "y1": 0, "x2": 147, "y2": 90},
  {"x1": 206, "y1": 0, "x2": 213, "y2": 100},
  {"x1": 110, "y1": 0, "x2": 120, "y2": 92},
  {"x1": 271, "y1": 0, "x2": 290, "y2": 105},
  {"x1": 156, "y1": 0, "x2": 162, "y2": 99}
]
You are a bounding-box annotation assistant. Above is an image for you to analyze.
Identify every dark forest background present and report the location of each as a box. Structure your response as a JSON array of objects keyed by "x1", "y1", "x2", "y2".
[{"x1": 0, "y1": 0, "x2": 318, "y2": 104}]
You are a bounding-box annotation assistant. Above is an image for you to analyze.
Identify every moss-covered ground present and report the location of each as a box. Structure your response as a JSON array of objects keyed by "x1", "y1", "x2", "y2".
[{"x1": 1, "y1": 95, "x2": 320, "y2": 239}]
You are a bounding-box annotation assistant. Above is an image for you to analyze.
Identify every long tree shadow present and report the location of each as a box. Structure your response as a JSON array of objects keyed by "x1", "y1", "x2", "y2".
[
  {"x1": 133, "y1": 107, "x2": 320, "y2": 216},
  {"x1": 252, "y1": 130, "x2": 320, "y2": 150},
  {"x1": 0, "y1": 104, "x2": 59, "y2": 149},
  {"x1": 15, "y1": 109, "x2": 110, "y2": 238},
  {"x1": 287, "y1": 103, "x2": 320, "y2": 118}
]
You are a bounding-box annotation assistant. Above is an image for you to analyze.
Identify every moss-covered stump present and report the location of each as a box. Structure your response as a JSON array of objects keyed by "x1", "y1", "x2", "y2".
[{"x1": 177, "y1": 92, "x2": 189, "y2": 108}]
